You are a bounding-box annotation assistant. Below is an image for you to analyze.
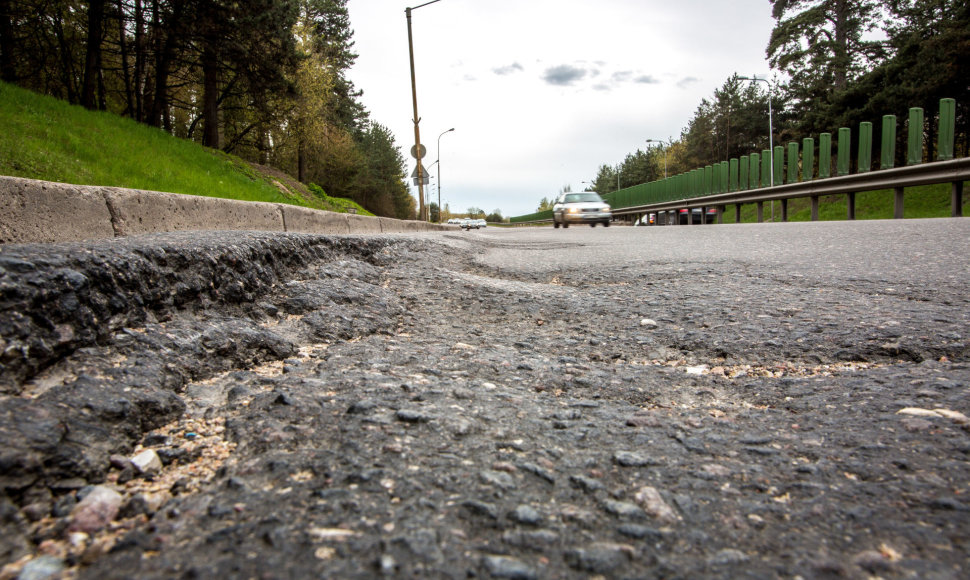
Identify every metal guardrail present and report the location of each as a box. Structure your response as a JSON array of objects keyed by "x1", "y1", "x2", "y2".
[{"x1": 611, "y1": 156, "x2": 970, "y2": 222}]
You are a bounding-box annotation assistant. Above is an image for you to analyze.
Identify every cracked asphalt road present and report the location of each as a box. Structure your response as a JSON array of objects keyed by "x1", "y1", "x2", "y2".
[{"x1": 1, "y1": 219, "x2": 969, "y2": 579}]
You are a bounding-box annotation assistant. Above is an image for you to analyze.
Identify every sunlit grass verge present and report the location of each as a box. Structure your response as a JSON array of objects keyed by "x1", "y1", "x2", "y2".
[
  {"x1": 0, "y1": 82, "x2": 365, "y2": 215},
  {"x1": 717, "y1": 182, "x2": 969, "y2": 224}
]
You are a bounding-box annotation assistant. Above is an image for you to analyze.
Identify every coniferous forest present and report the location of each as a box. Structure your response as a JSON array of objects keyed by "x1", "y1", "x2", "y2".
[
  {"x1": 0, "y1": 0, "x2": 416, "y2": 219},
  {"x1": 586, "y1": 0, "x2": 969, "y2": 198}
]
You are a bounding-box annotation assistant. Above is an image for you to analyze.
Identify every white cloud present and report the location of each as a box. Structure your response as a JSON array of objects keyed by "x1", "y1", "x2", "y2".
[{"x1": 346, "y1": 0, "x2": 776, "y2": 217}]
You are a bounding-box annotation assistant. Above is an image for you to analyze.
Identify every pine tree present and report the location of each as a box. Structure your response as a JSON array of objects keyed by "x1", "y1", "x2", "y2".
[{"x1": 767, "y1": 0, "x2": 886, "y2": 132}]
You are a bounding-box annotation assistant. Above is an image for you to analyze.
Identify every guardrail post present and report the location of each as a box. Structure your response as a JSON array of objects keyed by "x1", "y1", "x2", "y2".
[
  {"x1": 773, "y1": 146, "x2": 784, "y2": 186},
  {"x1": 781, "y1": 198, "x2": 789, "y2": 222},
  {"x1": 811, "y1": 196, "x2": 819, "y2": 221},
  {"x1": 953, "y1": 182, "x2": 964, "y2": 217},
  {"x1": 847, "y1": 192, "x2": 856, "y2": 220},
  {"x1": 837, "y1": 128, "x2": 851, "y2": 176},
  {"x1": 735, "y1": 204, "x2": 742, "y2": 223},
  {"x1": 730, "y1": 159, "x2": 738, "y2": 192},
  {"x1": 750, "y1": 152, "x2": 760, "y2": 188},
  {"x1": 908, "y1": 107, "x2": 924, "y2": 165},
  {"x1": 858, "y1": 121, "x2": 873, "y2": 172},
  {"x1": 739, "y1": 155, "x2": 748, "y2": 191},
  {"x1": 802, "y1": 138, "x2": 814, "y2": 181},
  {"x1": 881, "y1": 115, "x2": 896, "y2": 169},
  {"x1": 819, "y1": 133, "x2": 832, "y2": 178},
  {"x1": 757, "y1": 201, "x2": 764, "y2": 223},
  {"x1": 894, "y1": 187, "x2": 905, "y2": 219},
  {"x1": 939, "y1": 98, "x2": 955, "y2": 161},
  {"x1": 787, "y1": 142, "x2": 799, "y2": 183},
  {"x1": 761, "y1": 149, "x2": 771, "y2": 188}
]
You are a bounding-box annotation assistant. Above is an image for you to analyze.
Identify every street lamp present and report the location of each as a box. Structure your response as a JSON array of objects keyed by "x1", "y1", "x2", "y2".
[
  {"x1": 645, "y1": 139, "x2": 669, "y2": 179},
  {"x1": 738, "y1": 75, "x2": 774, "y2": 189},
  {"x1": 436, "y1": 127, "x2": 454, "y2": 224},
  {"x1": 406, "y1": 0, "x2": 444, "y2": 221}
]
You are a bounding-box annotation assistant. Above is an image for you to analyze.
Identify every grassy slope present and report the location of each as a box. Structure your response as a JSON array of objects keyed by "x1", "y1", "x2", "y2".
[
  {"x1": 0, "y1": 82, "x2": 371, "y2": 215},
  {"x1": 718, "y1": 183, "x2": 968, "y2": 224}
]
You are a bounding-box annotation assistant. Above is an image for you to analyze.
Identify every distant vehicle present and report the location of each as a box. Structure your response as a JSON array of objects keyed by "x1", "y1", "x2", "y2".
[
  {"x1": 552, "y1": 192, "x2": 612, "y2": 228},
  {"x1": 447, "y1": 218, "x2": 461, "y2": 225},
  {"x1": 475, "y1": 219, "x2": 487, "y2": 228},
  {"x1": 634, "y1": 213, "x2": 656, "y2": 226},
  {"x1": 460, "y1": 218, "x2": 483, "y2": 230},
  {"x1": 677, "y1": 207, "x2": 718, "y2": 225}
]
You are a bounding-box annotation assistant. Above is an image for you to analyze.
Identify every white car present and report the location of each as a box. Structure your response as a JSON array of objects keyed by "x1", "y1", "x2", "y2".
[{"x1": 552, "y1": 192, "x2": 612, "y2": 228}]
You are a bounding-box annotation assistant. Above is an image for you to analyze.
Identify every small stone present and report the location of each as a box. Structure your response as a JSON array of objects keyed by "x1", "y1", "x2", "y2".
[
  {"x1": 565, "y1": 542, "x2": 634, "y2": 574},
  {"x1": 569, "y1": 474, "x2": 605, "y2": 494},
  {"x1": 69, "y1": 485, "x2": 122, "y2": 533},
  {"x1": 602, "y1": 500, "x2": 645, "y2": 519},
  {"x1": 131, "y1": 449, "x2": 163, "y2": 474},
  {"x1": 509, "y1": 505, "x2": 542, "y2": 526},
  {"x1": 502, "y1": 529, "x2": 559, "y2": 550},
  {"x1": 18, "y1": 555, "x2": 66, "y2": 580},
  {"x1": 617, "y1": 524, "x2": 664, "y2": 540},
  {"x1": 634, "y1": 486, "x2": 681, "y2": 524},
  {"x1": 639, "y1": 319, "x2": 658, "y2": 328},
  {"x1": 462, "y1": 500, "x2": 499, "y2": 520},
  {"x1": 708, "y1": 548, "x2": 750, "y2": 565},
  {"x1": 480, "y1": 470, "x2": 517, "y2": 490},
  {"x1": 852, "y1": 550, "x2": 894, "y2": 572},
  {"x1": 613, "y1": 451, "x2": 658, "y2": 467},
  {"x1": 396, "y1": 409, "x2": 431, "y2": 423},
  {"x1": 482, "y1": 555, "x2": 536, "y2": 579},
  {"x1": 901, "y1": 417, "x2": 934, "y2": 432},
  {"x1": 517, "y1": 462, "x2": 556, "y2": 484},
  {"x1": 347, "y1": 399, "x2": 379, "y2": 414}
]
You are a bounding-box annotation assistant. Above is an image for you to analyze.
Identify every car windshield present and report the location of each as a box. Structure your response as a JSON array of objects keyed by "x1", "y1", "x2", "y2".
[{"x1": 564, "y1": 193, "x2": 602, "y2": 203}]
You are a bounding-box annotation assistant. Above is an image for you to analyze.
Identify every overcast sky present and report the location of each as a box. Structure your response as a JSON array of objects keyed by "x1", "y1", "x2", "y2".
[{"x1": 345, "y1": 0, "x2": 777, "y2": 218}]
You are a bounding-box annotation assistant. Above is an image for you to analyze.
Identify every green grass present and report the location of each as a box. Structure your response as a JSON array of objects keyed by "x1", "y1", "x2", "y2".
[
  {"x1": 0, "y1": 82, "x2": 369, "y2": 215},
  {"x1": 715, "y1": 182, "x2": 969, "y2": 224}
]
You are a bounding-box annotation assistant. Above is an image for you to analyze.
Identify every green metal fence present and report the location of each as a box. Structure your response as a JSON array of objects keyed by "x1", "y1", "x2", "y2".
[{"x1": 510, "y1": 98, "x2": 961, "y2": 223}]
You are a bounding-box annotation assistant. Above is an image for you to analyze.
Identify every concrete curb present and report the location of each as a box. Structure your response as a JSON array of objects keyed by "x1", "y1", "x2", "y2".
[{"x1": 0, "y1": 176, "x2": 446, "y2": 244}]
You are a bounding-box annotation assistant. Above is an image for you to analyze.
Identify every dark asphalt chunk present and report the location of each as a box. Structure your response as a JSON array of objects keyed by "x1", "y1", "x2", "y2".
[{"x1": 0, "y1": 226, "x2": 969, "y2": 578}]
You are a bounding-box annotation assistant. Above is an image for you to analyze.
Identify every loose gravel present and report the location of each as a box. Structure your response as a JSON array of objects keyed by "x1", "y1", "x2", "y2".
[{"x1": 1, "y1": 226, "x2": 969, "y2": 579}]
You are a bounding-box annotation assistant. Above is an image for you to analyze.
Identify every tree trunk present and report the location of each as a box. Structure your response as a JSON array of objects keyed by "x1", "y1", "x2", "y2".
[
  {"x1": 134, "y1": 0, "x2": 145, "y2": 121},
  {"x1": 0, "y1": 0, "x2": 16, "y2": 82},
  {"x1": 116, "y1": 0, "x2": 134, "y2": 117},
  {"x1": 298, "y1": 139, "x2": 307, "y2": 183},
  {"x1": 201, "y1": 41, "x2": 221, "y2": 149},
  {"x1": 82, "y1": 0, "x2": 106, "y2": 110},
  {"x1": 832, "y1": 0, "x2": 849, "y2": 92}
]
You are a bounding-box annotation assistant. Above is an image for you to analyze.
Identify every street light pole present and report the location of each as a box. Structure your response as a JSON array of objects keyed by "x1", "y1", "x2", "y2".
[
  {"x1": 406, "y1": 0, "x2": 443, "y2": 221},
  {"x1": 645, "y1": 139, "x2": 669, "y2": 179},
  {"x1": 437, "y1": 127, "x2": 454, "y2": 224},
  {"x1": 739, "y1": 75, "x2": 773, "y2": 189}
]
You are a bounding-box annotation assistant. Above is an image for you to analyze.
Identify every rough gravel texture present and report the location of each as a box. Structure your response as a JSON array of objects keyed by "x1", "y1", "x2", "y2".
[{"x1": 1, "y1": 222, "x2": 969, "y2": 579}]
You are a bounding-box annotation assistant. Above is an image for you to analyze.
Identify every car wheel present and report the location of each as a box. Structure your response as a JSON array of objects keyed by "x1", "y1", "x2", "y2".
[
  {"x1": 603, "y1": 221, "x2": 610, "y2": 227},
  {"x1": 590, "y1": 223, "x2": 596, "y2": 227},
  {"x1": 553, "y1": 220, "x2": 559, "y2": 229},
  {"x1": 563, "y1": 222, "x2": 569, "y2": 228}
]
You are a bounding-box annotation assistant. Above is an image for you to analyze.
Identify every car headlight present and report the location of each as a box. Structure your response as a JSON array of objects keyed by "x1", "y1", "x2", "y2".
[
  {"x1": 567, "y1": 207, "x2": 579, "y2": 214},
  {"x1": 602, "y1": 205, "x2": 611, "y2": 212}
]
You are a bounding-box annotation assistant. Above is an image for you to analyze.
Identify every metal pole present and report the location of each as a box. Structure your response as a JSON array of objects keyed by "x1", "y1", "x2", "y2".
[
  {"x1": 405, "y1": 8, "x2": 426, "y2": 221},
  {"x1": 437, "y1": 128, "x2": 453, "y2": 224},
  {"x1": 405, "y1": 1, "x2": 443, "y2": 221}
]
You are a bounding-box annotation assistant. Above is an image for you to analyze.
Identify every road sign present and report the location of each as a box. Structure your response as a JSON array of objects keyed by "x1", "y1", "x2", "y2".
[
  {"x1": 411, "y1": 163, "x2": 427, "y2": 178},
  {"x1": 413, "y1": 177, "x2": 429, "y2": 185},
  {"x1": 410, "y1": 144, "x2": 427, "y2": 159}
]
